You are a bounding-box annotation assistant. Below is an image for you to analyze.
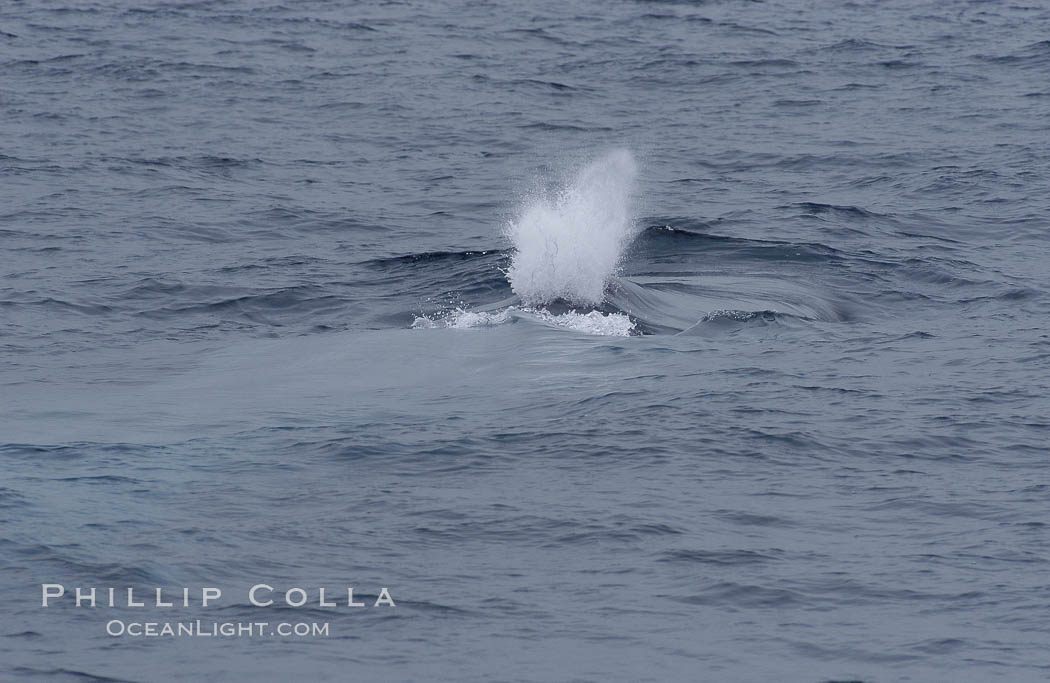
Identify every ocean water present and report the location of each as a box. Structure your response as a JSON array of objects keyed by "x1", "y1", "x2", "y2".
[{"x1": 2, "y1": 0, "x2": 1049, "y2": 681}]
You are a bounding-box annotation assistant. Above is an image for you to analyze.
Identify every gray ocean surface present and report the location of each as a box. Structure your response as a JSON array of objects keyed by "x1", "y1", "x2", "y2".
[{"x1": 2, "y1": 0, "x2": 1050, "y2": 681}]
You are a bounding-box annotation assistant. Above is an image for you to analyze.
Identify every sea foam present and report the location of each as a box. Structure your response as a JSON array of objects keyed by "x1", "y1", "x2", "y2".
[
  {"x1": 505, "y1": 149, "x2": 639, "y2": 306},
  {"x1": 412, "y1": 307, "x2": 635, "y2": 337}
]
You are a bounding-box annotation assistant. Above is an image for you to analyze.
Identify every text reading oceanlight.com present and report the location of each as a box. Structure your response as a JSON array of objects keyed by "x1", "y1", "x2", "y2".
[{"x1": 106, "y1": 620, "x2": 331, "y2": 638}]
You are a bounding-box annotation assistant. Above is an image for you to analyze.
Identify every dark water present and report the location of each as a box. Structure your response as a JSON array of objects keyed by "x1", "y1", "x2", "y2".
[{"x1": 3, "y1": 0, "x2": 1050, "y2": 680}]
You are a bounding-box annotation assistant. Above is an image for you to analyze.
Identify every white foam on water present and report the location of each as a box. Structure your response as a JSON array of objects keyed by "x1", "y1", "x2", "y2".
[
  {"x1": 504, "y1": 149, "x2": 639, "y2": 306},
  {"x1": 530, "y1": 309, "x2": 636, "y2": 336},
  {"x1": 412, "y1": 307, "x2": 634, "y2": 336},
  {"x1": 446, "y1": 309, "x2": 513, "y2": 328},
  {"x1": 411, "y1": 308, "x2": 512, "y2": 329}
]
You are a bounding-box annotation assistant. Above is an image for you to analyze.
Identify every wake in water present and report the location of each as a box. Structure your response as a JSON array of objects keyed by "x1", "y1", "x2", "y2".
[
  {"x1": 410, "y1": 148, "x2": 849, "y2": 337},
  {"x1": 506, "y1": 149, "x2": 639, "y2": 306}
]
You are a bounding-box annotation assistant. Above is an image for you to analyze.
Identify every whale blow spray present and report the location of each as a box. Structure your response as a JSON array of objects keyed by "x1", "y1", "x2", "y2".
[{"x1": 505, "y1": 149, "x2": 639, "y2": 306}]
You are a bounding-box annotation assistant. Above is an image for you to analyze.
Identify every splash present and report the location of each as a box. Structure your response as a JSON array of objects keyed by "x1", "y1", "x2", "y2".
[
  {"x1": 505, "y1": 149, "x2": 639, "y2": 306},
  {"x1": 412, "y1": 308, "x2": 512, "y2": 329}
]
